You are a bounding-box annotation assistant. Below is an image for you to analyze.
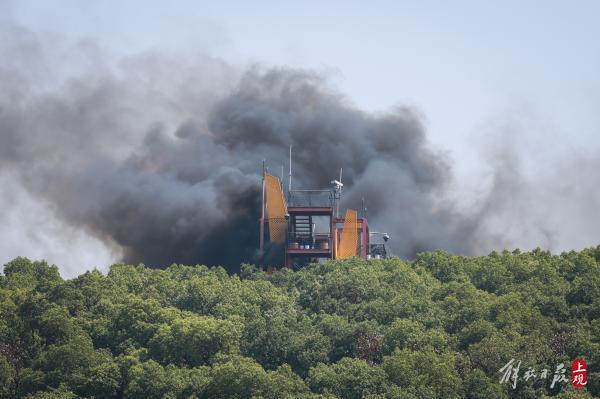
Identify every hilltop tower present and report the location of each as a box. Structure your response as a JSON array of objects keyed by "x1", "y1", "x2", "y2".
[{"x1": 259, "y1": 154, "x2": 388, "y2": 269}]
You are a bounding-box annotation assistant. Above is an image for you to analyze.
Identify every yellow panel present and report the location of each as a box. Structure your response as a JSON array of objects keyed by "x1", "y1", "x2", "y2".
[
  {"x1": 264, "y1": 173, "x2": 288, "y2": 244},
  {"x1": 337, "y1": 209, "x2": 358, "y2": 259}
]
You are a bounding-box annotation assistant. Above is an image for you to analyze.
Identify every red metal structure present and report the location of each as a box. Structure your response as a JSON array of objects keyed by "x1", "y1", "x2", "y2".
[{"x1": 259, "y1": 158, "x2": 388, "y2": 269}]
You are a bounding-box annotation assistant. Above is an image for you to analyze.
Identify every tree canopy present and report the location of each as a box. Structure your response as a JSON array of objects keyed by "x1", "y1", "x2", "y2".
[{"x1": 1, "y1": 247, "x2": 599, "y2": 398}]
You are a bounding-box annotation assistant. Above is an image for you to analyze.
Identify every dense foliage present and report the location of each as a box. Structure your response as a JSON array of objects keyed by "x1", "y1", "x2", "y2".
[{"x1": 1, "y1": 247, "x2": 599, "y2": 398}]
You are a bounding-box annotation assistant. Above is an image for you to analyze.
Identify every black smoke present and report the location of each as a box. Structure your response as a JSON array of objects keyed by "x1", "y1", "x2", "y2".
[
  {"x1": 3, "y1": 23, "x2": 597, "y2": 273},
  {"x1": 0, "y1": 24, "x2": 491, "y2": 272}
]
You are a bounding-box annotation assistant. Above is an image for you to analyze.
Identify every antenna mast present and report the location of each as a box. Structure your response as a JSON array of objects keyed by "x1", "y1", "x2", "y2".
[
  {"x1": 330, "y1": 167, "x2": 344, "y2": 217},
  {"x1": 289, "y1": 145, "x2": 292, "y2": 192},
  {"x1": 259, "y1": 159, "x2": 266, "y2": 265},
  {"x1": 337, "y1": 168, "x2": 342, "y2": 217}
]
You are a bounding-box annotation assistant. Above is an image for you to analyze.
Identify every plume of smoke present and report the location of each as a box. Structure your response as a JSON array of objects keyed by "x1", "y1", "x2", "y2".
[{"x1": 1, "y1": 23, "x2": 598, "y2": 274}]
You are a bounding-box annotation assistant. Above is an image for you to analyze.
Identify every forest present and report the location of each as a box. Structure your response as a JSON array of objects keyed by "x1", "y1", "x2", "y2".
[{"x1": 1, "y1": 247, "x2": 599, "y2": 398}]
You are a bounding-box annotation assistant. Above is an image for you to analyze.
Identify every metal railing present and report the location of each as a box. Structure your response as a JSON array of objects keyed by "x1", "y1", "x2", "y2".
[
  {"x1": 369, "y1": 244, "x2": 387, "y2": 258},
  {"x1": 287, "y1": 232, "x2": 332, "y2": 251},
  {"x1": 287, "y1": 190, "x2": 334, "y2": 208}
]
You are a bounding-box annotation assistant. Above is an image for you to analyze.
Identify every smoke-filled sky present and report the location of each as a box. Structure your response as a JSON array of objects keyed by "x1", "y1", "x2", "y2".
[{"x1": 1, "y1": 1, "x2": 599, "y2": 277}]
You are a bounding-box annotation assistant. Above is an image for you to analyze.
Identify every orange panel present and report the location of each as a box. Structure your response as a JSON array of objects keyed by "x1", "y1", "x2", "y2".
[
  {"x1": 264, "y1": 173, "x2": 288, "y2": 244},
  {"x1": 337, "y1": 209, "x2": 358, "y2": 259}
]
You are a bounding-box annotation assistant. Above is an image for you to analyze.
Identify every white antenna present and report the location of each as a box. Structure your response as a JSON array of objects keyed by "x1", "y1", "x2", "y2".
[
  {"x1": 331, "y1": 168, "x2": 344, "y2": 188},
  {"x1": 289, "y1": 144, "x2": 292, "y2": 192},
  {"x1": 331, "y1": 167, "x2": 344, "y2": 218},
  {"x1": 331, "y1": 167, "x2": 344, "y2": 190}
]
